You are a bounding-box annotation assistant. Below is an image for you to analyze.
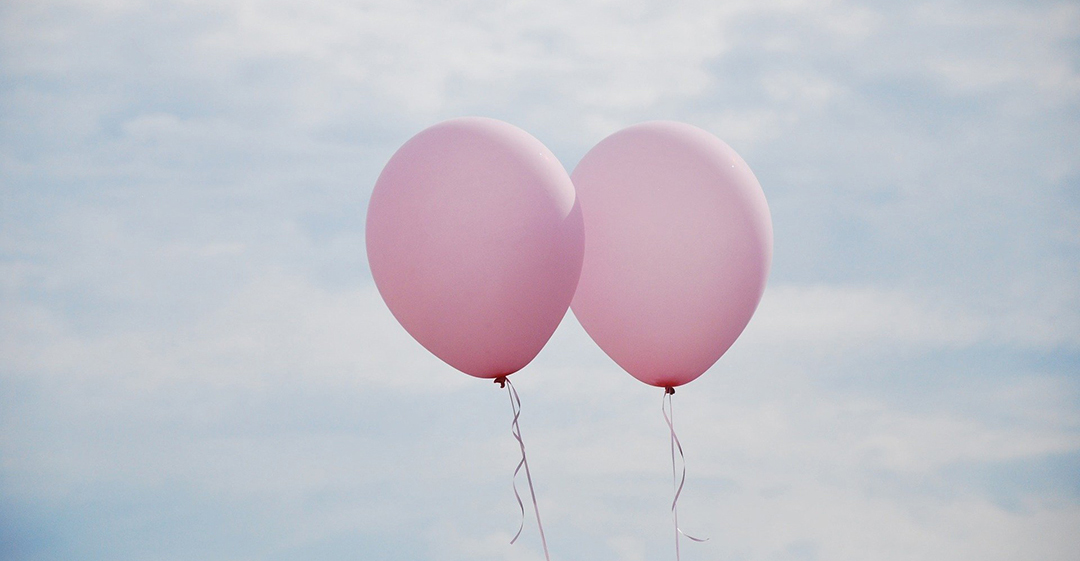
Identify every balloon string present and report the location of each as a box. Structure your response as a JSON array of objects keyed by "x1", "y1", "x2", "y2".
[
  {"x1": 663, "y1": 387, "x2": 708, "y2": 561},
  {"x1": 496, "y1": 376, "x2": 551, "y2": 561}
]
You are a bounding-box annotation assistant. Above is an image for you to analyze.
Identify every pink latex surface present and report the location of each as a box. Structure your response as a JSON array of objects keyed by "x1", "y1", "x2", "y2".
[
  {"x1": 570, "y1": 121, "x2": 772, "y2": 388},
  {"x1": 366, "y1": 117, "x2": 584, "y2": 378}
]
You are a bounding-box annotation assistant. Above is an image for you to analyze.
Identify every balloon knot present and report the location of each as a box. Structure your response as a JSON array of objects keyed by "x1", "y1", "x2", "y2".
[
  {"x1": 494, "y1": 376, "x2": 508, "y2": 388},
  {"x1": 665, "y1": 386, "x2": 676, "y2": 395}
]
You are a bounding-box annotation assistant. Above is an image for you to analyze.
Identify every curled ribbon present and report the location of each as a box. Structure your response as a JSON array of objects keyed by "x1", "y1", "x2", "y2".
[
  {"x1": 495, "y1": 376, "x2": 551, "y2": 561},
  {"x1": 663, "y1": 387, "x2": 708, "y2": 561}
]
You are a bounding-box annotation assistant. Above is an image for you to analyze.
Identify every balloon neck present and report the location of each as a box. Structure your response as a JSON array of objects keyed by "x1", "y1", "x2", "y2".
[
  {"x1": 665, "y1": 386, "x2": 675, "y2": 395},
  {"x1": 494, "y1": 376, "x2": 508, "y2": 388}
]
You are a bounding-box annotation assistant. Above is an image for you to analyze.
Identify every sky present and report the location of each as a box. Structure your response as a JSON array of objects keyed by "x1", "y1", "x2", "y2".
[{"x1": 1, "y1": 0, "x2": 1078, "y2": 560}]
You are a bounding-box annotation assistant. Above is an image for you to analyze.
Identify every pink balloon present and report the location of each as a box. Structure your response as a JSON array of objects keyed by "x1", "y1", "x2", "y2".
[
  {"x1": 570, "y1": 121, "x2": 773, "y2": 388},
  {"x1": 366, "y1": 117, "x2": 584, "y2": 379}
]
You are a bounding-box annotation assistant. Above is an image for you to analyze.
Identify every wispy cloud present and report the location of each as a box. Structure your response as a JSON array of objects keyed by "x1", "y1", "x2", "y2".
[{"x1": 2, "y1": 0, "x2": 1078, "y2": 560}]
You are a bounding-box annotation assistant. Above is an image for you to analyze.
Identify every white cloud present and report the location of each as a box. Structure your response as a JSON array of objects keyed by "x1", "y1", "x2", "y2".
[
  {"x1": 2, "y1": 0, "x2": 1078, "y2": 559},
  {"x1": 0, "y1": 274, "x2": 466, "y2": 394},
  {"x1": 913, "y1": 2, "x2": 1080, "y2": 98},
  {"x1": 753, "y1": 284, "x2": 985, "y2": 349},
  {"x1": 746, "y1": 283, "x2": 1080, "y2": 354},
  {"x1": 2, "y1": 276, "x2": 1077, "y2": 559}
]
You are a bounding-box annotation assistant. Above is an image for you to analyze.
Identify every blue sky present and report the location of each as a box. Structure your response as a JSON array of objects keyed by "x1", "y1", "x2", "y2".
[{"x1": 1, "y1": 0, "x2": 1078, "y2": 560}]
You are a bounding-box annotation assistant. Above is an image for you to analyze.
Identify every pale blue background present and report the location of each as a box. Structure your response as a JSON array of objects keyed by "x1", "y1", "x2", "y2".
[{"x1": 2, "y1": 0, "x2": 1078, "y2": 560}]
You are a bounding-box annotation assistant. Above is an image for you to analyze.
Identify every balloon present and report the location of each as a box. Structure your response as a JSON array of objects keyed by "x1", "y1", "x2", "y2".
[
  {"x1": 366, "y1": 117, "x2": 584, "y2": 379},
  {"x1": 570, "y1": 121, "x2": 772, "y2": 388}
]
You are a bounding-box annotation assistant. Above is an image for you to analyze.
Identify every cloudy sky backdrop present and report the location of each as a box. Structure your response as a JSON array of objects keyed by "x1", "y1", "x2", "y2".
[{"x1": 2, "y1": 0, "x2": 1078, "y2": 560}]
